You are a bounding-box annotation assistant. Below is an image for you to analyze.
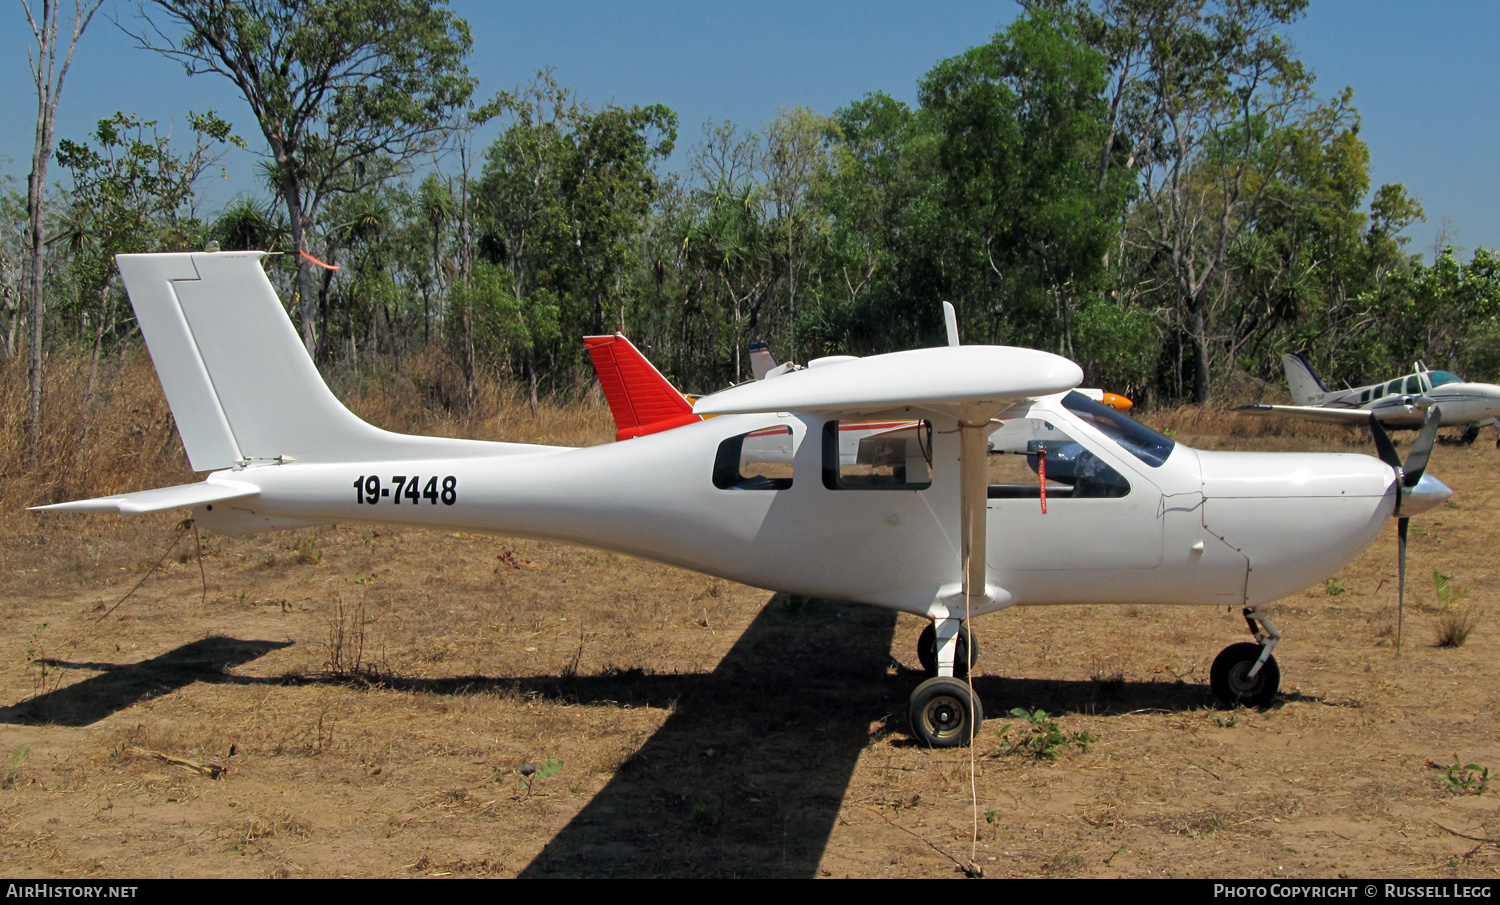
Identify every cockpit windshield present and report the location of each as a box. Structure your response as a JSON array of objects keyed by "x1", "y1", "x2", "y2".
[
  {"x1": 1428, "y1": 370, "x2": 1462, "y2": 388},
  {"x1": 1060, "y1": 391, "x2": 1175, "y2": 468}
]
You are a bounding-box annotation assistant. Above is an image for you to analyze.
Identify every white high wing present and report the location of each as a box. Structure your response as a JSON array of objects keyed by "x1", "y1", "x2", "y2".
[
  {"x1": 1237, "y1": 351, "x2": 1500, "y2": 439},
  {"x1": 37, "y1": 252, "x2": 1455, "y2": 747}
]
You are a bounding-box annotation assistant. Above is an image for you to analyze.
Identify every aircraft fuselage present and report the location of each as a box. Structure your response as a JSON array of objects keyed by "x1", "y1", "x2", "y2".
[{"x1": 194, "y1": 395, "x2": 1400, "y2": 620}]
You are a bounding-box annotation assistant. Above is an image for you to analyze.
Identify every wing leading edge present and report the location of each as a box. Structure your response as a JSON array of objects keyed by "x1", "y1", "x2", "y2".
[{"x1": 693, "y1": 345, "x2": 1083, "y2": 419}]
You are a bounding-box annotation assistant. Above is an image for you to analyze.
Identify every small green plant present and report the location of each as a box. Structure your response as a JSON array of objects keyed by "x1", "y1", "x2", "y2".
[
  {"x1": 517, "y1": 758, "x2": 562, "y2": 796},
  {"x1": 1433, "y1": 571, "x2": 1464, "y2": 605},
  {"x1": 995, "y1": 708, "x2": 1096, "y2": 760},
  {"x1": 1430, "y1": 572, "x2": 1479, "y2": 648},
  {"x1": 1324, "y1": 578, "x2": 1346, "y2": 597},
  {"x1": 2, "y1": 746, "x2": 29, "y2": 789},
  {"x1": 1431, "y1": 755, "x2": 1489, "y2": 795},
  {"x1": 292, "y1": 539, "x2": 323, "y2": 565}
]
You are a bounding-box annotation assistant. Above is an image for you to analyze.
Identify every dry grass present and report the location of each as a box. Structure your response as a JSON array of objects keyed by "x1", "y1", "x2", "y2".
[
  {"x1": 0, "y1": 349, "x2": 194, "y2": 509},
  {"x1": 1435, "y1": 606, "x2": 1481, "y2": 648},
  {"x1": 1137, "y1": 404, "x2": 1372, "y2": 451},
  {"x1": 0, "y1": 344, "x2": 611, "y2": 512}
]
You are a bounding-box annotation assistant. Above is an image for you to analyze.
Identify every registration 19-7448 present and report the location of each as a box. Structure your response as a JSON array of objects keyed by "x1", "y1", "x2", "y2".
[{"x1": 353, "y1": 475, "x2": 457, "y2": 506}]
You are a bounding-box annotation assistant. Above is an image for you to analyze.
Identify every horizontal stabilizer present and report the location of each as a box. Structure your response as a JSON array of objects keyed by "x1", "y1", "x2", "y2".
[
  {"x1": 31, "y1": 480, "x2": 258, "y2": 514},
  {"x1": 694, "y1": 346, "x2": 1082, "y2": 419}
]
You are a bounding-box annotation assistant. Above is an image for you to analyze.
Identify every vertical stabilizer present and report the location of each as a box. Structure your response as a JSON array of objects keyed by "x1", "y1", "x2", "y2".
[
  {"x1": 749, "y1": 340, "x2": 777, "y2": 380},
  {"x1": 118, "y1": 251, "x2": 543, "y2": 470},
  {"x1": 584, "y1": 334, "x2": 700, "y2": 441},
  {"x1": 1282, "y1": 352, "x2": 1331, "y2": 405}
]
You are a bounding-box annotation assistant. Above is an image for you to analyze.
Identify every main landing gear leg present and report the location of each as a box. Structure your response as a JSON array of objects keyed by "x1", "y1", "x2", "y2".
[
  {"x1": 1210, "y1": 606, "x2": 1282, "y2": 708},
  {"x1": 917, "y1": 620, "x2": 978, "y2": 677},
  {"x1": 909, "y1": 617, "x2": 984, "y2": 748}
]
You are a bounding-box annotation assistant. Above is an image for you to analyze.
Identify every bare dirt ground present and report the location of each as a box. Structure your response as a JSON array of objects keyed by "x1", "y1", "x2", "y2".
[{"x1": 1, "y1": 417, "x2": 1498, "y2": 878}]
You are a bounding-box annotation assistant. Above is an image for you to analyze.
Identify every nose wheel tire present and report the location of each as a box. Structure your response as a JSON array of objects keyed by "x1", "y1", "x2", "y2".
[
  {"x1": 1210, "y1": 642, "x2": 1280, "y2": 708},
  {"x1": 917, "y1": 622, "x2": 978, "y2": 677},
  {"x1": 908, "y1": 676, "x2": 984, "y2": 748}
]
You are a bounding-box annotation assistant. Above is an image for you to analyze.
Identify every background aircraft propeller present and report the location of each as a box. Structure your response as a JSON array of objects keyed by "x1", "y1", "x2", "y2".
[{"x1": 1367, "y1": 407, "x2": 1442, "y2": 652}]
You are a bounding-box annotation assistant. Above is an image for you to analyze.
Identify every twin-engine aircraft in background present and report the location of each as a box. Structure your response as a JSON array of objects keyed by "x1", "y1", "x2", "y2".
[
  {"x1": 1237, "y1": 352, "x2": 1500, "y2": 442},
  {"x1": 37, "y1": 252, "x2": 1454, "y2": 747}
]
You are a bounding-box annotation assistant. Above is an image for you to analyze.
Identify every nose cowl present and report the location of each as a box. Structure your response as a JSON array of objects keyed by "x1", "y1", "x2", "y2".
[{"x1": 1401, "y1": 472, "x2": 1452, "y2": 516}]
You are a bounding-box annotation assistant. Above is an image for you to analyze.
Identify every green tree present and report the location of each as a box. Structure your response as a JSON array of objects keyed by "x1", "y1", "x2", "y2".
[
  {"x1": 762, "y1": 107, "x2": 828, "y2": 358},
  {"x1": 55, "y1": 110, "x2": 242, "y2": 394},
  {"x1": 134, "y1": 0, "x2": 476, "y2": 356},
  {"x1": 920, "y1": 10, "x2": 1129, "y2": 354},
  {"x1": 1076, "y1": 0, "x2": 1313, "y2": 402},
  {"x1": 21, "y1": 0, "x2": 104, "y2": 463},
  {"x1": 472, "y1": 72, "x2": 674, "y2": 405}
]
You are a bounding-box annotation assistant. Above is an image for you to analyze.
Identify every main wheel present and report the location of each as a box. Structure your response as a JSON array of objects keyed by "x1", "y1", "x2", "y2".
[
  {"x1": 917, "y1": 623, "x2": 979, "y2": 677},
  {"x1": 908, "y1": 676, "x2": 984, "y2": 748},
  {"x1": 1210, "y1": 642, "x2": 1280, "y2": 708}
]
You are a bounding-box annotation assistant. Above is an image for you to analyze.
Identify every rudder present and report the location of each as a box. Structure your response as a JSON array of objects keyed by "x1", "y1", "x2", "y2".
[
  {"x1": 1282, "y1": 351, "x2": 1331, "y2": 406},
  {"x1": 119, "y1": 251, "x2": 541, "y2": 470}
]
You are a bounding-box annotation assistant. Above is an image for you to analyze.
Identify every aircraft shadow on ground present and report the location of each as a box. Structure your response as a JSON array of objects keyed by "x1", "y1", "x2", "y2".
[
  {"x1": 1, "y1": 606, "x2": 1252, "y2": 877},
  {"x1": 0, "y1": 637, "x2": 293, "y2": 727},
  {"x1": 968, "y1": 674, "x2": 1224, "y2": 719},
  {"x1": 517, "y1": 594, "x2": 897, "y2": 878}
]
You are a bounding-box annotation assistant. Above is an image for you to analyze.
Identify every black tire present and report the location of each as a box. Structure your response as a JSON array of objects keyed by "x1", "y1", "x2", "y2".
[
  {"x1": 1460, "y1": 424, "x2": 1481, "y2": 445},
  {"x1": 1210, "y1": 642, "x2": 1280, "y2": 708},
  {"x1": 908, "y1": 676, "x2": 984, "y2": 748},
  {"x1": 917, "y1": 622, "x2": 978, "y2": 677}
]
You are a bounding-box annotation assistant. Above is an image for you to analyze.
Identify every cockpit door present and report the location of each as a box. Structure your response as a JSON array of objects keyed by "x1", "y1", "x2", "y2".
[{"x1": 984, "y1": 404, "x2": 1167, "y2": 570}]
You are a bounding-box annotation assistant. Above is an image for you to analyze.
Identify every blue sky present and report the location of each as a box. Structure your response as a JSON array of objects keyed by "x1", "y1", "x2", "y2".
[{"x1": 3, "y1": 1, "x2": 1496, "y2": 256}]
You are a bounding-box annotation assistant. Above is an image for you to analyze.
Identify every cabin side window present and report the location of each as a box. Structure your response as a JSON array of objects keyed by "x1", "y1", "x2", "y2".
[
  {"x1": 713, "y1": 425, "x2": 795, "y2": 490},
  {"x1": 986, "y1": 418, "x2": 1130, "y2": 500},
  {"x1": 821, "y1": 420, "x2": 933, "y2": 490}
]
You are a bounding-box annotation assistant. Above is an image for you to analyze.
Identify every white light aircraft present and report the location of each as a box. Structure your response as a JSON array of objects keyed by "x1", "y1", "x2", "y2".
[
  {"x1": 1237, "y1": 352, "x2": 1500, "y2": 441},
  {"x1": 36, "y1": 252, "x2": 1455, "y2": 747}
]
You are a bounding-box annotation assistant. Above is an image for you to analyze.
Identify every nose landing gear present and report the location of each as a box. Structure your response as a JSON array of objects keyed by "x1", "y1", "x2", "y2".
[{"x1": 1211, "y1": 606, "x2": 1281, "y2": 708}]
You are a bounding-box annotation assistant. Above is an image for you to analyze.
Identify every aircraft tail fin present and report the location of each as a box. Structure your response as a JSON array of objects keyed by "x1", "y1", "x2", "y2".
[
  {"x1": 584, "y1": 334, "x2": 701, "y2": 441},
  {"x1": 1282, "y1": 352, "x2": 1331, "y2": 405},
  {"x1": 117, "y1": 252, "x2": 536, "y2": 471},
  {"x1": 749, "y1": 340, "x2": 777, "y2": 380}
]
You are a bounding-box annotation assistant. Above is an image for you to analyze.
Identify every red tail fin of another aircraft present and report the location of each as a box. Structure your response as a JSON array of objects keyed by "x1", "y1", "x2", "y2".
[{"x1": 585, "y1": 334, "x2": 702, "y2": 441}]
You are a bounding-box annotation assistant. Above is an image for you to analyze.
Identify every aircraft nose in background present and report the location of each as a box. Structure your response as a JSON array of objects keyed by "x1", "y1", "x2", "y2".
[{"x1": 1401, "y1": 472, "x2": 1453, "y2": 516}]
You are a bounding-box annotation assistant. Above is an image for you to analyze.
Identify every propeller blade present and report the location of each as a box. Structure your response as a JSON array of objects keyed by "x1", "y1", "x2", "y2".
[
  {"x1": 1402, "y1": 406, "x2": 1442, "y2": 488},
  {"x1": 1369, "y1": 413, "x2": 1401, "y2": 471},
  {"x1": 1396, "y1": 516, "x2": 1409, "y2": 654}
]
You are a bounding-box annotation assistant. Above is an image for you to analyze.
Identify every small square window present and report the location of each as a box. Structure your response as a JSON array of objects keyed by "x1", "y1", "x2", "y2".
[
  {"x1": 821, "y1": 420, "x2": 932, "y2": 490},
  {"x1": 713, "y1": 425, "x2": 795, "y2": 490}
]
